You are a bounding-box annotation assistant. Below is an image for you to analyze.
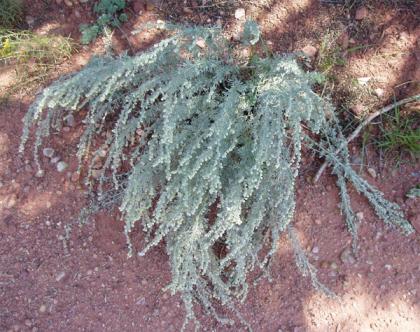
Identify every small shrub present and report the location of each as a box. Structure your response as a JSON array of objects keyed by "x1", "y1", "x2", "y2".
[
  {"x1": 80, "y1": 0, "x2": 128, "y2": 44},
  {"x1": 0, "y1": 0, "x2": 23, "y2": 28},
  {"x1": 20, "y1": 22, "x2": 414, "y2": 330}
]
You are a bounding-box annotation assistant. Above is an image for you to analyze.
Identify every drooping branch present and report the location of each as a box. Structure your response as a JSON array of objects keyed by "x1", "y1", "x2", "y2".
[{"x1": 314, "y1": 94, "x2": 420, "y2": 183}]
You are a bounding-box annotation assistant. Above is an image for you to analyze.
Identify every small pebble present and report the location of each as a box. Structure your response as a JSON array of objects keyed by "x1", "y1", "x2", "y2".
[
  {"x1": 374, "y1": 88, "x2": 385, "y2": 98},
  {"x1": 234, "y1": 8, "x2": 245, "y2": 20},
  {"x1": 39, "y1": 304, "x2": 47, "y2": 313},
  {"x1": 357, "y1": 77, "x2": 371, "y2": 85},
  {"x1": 367, "y1": 167, "x2": 377, "y2": 179},
  {"x1": 195, "y1": 38, "x2": 206, "y2": 49},
  {"x1": 314, "y1": 218, "x2": 322, "y2": 225},
  {"x1": 301, "y1": 45, "x2": 317, "y2": 58},
  {"x1": 35, "y1": 169, "x2": 45, "y2": 178},
  {"x1": 55, "y1": 272, "x2": 66, "y2": 282},
  {"x1": 6, "y1": 194, "x2": 17, "y2": 208},
  {"x1": 43, "y1": 148, "x2": 55, "y2": 158},
  {"x1": 98, "y1": 149, "x2": 107, "y2": 157},
  {"x1": 351, "y1": 104, "x2": 365, "y2": 117},
  {"x1": 136, "y1": 297, "x2": 146, "y2": 305},
  {"x1": 312, "y1": 246, "x2": 320, "y2": 254},
  {"x1": 340, "y1": 247, "x2": 356, "y2": 265},
  {"x1": 56, "y1": 161, "x2": 68, "y2": 172},
  {"x1": 356, "y1": 211, "x2": 364, "y2": 221},
  {"x1": 65, "y1": 114, "x2": 75, "y2": 127}
]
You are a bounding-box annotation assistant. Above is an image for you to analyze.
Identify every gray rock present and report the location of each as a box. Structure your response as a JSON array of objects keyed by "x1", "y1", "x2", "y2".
[
  {"x1": 64, "y1": 114, "x2": 75, "y2": 127},
  {"x1": 43, "y1": 148, "x2": 55, "y2": 158},
  {"x1": 234, "y1": 8, "x2": 245, "y2": 20},
  {"x1": 367, "y1": 167, "x2": 377, "y2": 178},
  {"x1": 55, "y1": 272, "x2": 66, "y2": 282},
  {"x1": 340, "y1": 247, "x2": 356, "y2": 265},
  {"x1": 56, "y1": 161, "x2": 68, "y2": 172},
  {"x1": 35, "y1": 169, "x2": 45, "y2": 178},
  {"x1": 374, "y1": 88, "x2": 385, "y2": 98}
]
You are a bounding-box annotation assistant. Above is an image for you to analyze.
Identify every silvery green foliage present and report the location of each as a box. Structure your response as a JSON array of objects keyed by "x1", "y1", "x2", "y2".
[
  {"x1": 20, "y1": 22, "x2": 414, "y2": 330},
  {"x1": 242, "y1": 20, "x2": 260, "y2": 46}
]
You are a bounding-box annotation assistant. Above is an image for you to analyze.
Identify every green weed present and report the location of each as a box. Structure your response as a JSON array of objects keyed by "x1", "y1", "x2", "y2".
[
  {"x1": 80, "y1": 0, "x2": 128, "y2": 44},
  {"x1": 0, "y1": 29, "x2": 73, "y2": 100},
  {"x1": 0, "y1": 0, "x2": 23, "y2": 28},
  {"x1": 316, "y1": 34, "x2": 346, "y2": 76},
  {"x1": 376, "y1": 103, "x2": 420, "y2": 160}
]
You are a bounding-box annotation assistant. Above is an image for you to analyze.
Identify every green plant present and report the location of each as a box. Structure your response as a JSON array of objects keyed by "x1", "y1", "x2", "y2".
[
  {"x1": 0, "y1": 29, "x2": 73, "y2": 100},
  {"x1": 0, "y1": 0, "x2": 23, "y2": 28},
  {"x1": 406, "y1": 185, "x2": 420, "y2": 199},
  {"x1": 376, "y1": 105, "x2": 420, "y2": 160},
  {"x1": 316, "y1": 33, "x2": 346, "y2": 76},
  {"x1": 19, "y1": 22, "x2": 414, "y2": 330},
  {"x1": 80, "y1": 0, "x2": 128, "y2": 44}
]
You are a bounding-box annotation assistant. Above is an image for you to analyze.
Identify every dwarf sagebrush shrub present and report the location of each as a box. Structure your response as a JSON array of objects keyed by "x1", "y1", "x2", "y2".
[{"x1": 20, "y1": 22, "x2": 414, "y2": 330}]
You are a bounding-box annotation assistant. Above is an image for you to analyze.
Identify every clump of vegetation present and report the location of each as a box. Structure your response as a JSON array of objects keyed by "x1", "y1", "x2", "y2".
[
  {"x1": 406, "y1": 185, "x2": 420, "y2": 199},
  {"x1": 19, "y1": 22, "x2": 414, "y2": 330},
  {"x1": 316, "y1": 33, "x2": 346, "y2": 76},
  {"x1": 0, "y1": 29, "x2": 73, "y2": 100},
  {"x1": 80, "y1": 0, "x2": 128, "y2": 44},
  {"x1": 0, "y1": 0, "x2": 23, "y2": 28},
  {"x1": 376, "y1": 105, "x2": 420, "y2": 160}
]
